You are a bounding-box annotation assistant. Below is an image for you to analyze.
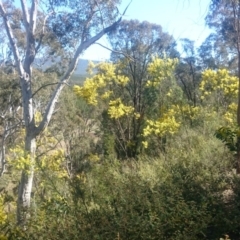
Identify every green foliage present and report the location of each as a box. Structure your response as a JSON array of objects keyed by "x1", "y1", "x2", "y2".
[
  {"x1": 54, "y1": 86, "x2": 103, "y2": 175},
  {"x1": 109, "y1": 19, "x2": 178, "y2": 62},
  {"x1": 205, "y1": 0, "x2": 240, "y2": 73},
  {"x1": 0, "y1": 129, "x2": 238, "y2": 240},
  {"x1": 215, "y1": 126, "x2": 239, "y2": 153},
  {"x1": 1, "y1": 118, "x2": 239, "y2": 239}
]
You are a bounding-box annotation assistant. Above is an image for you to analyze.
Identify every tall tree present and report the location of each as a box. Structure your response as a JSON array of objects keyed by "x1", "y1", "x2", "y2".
[
  {"x1": 109, "y1": 20, "x2": 178, "y2": 61},
  {"x1": 198, "y1": 33, "x2": 238, "y2": 71},
  {"x1": 74, "y1": 58, "x2": 180, "y2": 159},
  {"x1": 0, "y1": 0, "x2": 123, "y2": 224},
  {"x1": 206, "y1": 0, "x2": 240, "y2": 172},
  {"x1": 176, "y1": 38, "x2": 201, "y2": 106},
  {"x1": 104, "y1": 20, "x2": 179, "y2": 157}
]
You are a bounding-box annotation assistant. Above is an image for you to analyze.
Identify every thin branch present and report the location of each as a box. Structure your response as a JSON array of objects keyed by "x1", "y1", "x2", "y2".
[
  {"x1": 35, "y1": 11, "x2": 54, "y2": 53},
  {"x1": 0, "y1": 128, "x2": 8, "y2": 177},
  {"x1": 94, "y1": 0, "x2": 105, "y2": 28},
  {"x1": 4, "y1": 121, "x2": 23, "y2": 133},
  {"x1": 0, "y1": 119, "x2": 23, "y2": 177},
  {"x1": 121, "y1": 0, "x2": 132, "y2": 17},
  {"x1": 32, "y1": 82, "x2": 62, "y2": 98},
  {"x1": 0, "y1": 2, "x2": 25, "y2": 76},
  {"x1": 30, "y1": 0, "x2": 38, "y2": 33},
  {"x1": 35, "y1": 36, "x2": 43, "y2": 54},
  {"x1": 95, "y1": 42, "x2": 134, "y2": 61},
  {"x1": 20, "y1": 0, "x2": 30, "y2": 29},
  {"x1": 81, "y1": 5, "x2": 97, "y2": 43}
]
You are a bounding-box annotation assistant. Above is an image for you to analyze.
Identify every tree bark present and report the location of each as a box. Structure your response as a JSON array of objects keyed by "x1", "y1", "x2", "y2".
[
  {"x1": 17, "y1": 133, "x2": 36, "y2": 225},
  {"x1": 236, "y1": 49, "x2": 240, "y2": 174}
]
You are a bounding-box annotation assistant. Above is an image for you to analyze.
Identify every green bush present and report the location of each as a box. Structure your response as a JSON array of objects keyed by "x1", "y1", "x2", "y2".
[{"x1": 3, "y1": 111, "x2": 240, "y2": 240}]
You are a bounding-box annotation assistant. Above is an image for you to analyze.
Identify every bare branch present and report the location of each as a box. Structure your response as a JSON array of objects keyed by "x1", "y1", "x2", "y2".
[
  {"x1": 35, "y1": 11, "x2": 54, "y2": 53},
  {"x1": 32, "y1": 81, "x2": 69, "y2": 98},
  {"x1": 30, "y1": 0, "x2": 38, "y2": 33},
  {"x1": 0, "y1": 2, "x2": 33, "y2": 132},
  {"x1": 20, "y1": 0, "x2": 30, "y2": 29},
  {"x1": 95, "y1": 42, "x2": 134, "y2": 61},
  {"x1": 121, "y1": 0, "x2": 132, "y2": 16}
]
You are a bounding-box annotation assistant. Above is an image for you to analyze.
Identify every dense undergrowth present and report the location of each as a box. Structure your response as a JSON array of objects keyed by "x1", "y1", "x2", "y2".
[{"x1": 1, "y1": 119, "x2": 240, "y2": 240}]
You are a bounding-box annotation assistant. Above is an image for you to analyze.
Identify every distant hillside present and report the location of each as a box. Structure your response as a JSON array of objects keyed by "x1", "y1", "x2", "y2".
[
  {"x1": 74, "y1": 59, "x2": 90, "y2": 75},
  {"x1": 70, "y1": 59, "x2": 99, "y2": 84},
  {"x1": 70, "y1": 59, "x2": 100, "y2": 84},
  {"x1": 37, "y1": 58, "x2": 99, "y2": 84},
  {"x1": 70, "y1": 74, "x2": 87, "y2": 85},
  {"x1": 70, "y1": 59, "x2": 89, "y2": 84},
  {"x1": 75, "y1": 59, "x2": 100, "y2": 75}
]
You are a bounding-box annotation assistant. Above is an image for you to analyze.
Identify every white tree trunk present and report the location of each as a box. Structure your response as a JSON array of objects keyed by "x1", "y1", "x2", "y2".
[{"x1": 17, "y1": 134, "x2": 36, "y2": 224}]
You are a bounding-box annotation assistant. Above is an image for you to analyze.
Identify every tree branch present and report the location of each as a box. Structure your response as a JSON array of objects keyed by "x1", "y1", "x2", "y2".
[
  {"x1": 32, "y1": 81, "x2": 69, "y2": 98},
  {"x1": 30, "y1": 0, "x2": 38, "y2": 33},
  {"x1": 94, "y1": 0, "x2": 105, "y2": 28},
  {"x1": 35, "y1": 17, "x2": 122, "y2": 136},
  {"x1": 121, "y1": 0, "x2": 132, "y2": 16},
  {"x1": 35, "y1": 11, "x2": 54, "y2": 53},
  {"x1": 20, "y1": 0, "x2": 30, "y2": 29},
  {"x1": 95, "y1": 42, "x2": 134, "y2": 61},
  {"x1": 0, "y1": 2, "x2": 25, "y2": 76},
  {"x1": 23, "y1": 0, "x2": 38, "y2": 72}
]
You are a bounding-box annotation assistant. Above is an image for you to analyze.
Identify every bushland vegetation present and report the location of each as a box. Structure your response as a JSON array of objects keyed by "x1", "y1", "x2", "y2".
[{"x1": 0, "y1": 0, "x2": 240, "y2": 239}]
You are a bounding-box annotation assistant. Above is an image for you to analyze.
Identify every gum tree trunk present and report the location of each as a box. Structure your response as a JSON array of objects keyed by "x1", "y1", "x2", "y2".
[
  {"x1": 17, "y1": 134, "x2": 36, "y2": 224},
  {"x1": 236, "y1": 50, "x2": 240, "y2": 174}
]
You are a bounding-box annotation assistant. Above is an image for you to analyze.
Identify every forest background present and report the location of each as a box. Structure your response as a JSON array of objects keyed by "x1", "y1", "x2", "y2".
[{"x1": 0, "y1": 0, "x2": 240, "y2": 239}]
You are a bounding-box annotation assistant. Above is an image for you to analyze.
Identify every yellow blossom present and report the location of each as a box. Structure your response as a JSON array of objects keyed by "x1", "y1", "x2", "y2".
[
  {"x1": 101, "y1": 90, "x2": 113, "y2": 99},
  {"x1": 0, "y1": 196, "x2": 7, "y2": 225},
  {"x1": 146, "y1": 57, "x2": 178, "y2": 86},
  {"x1": 142, "y1": 141, "x2": 148, "y2": 149},
  {"x1": 143, "y1": 107, "x2": 180, "y2": 137},
  {"x1": 88, "y1": 154, "x2": 100, "y2": 162},
  {"x1": 108, "y1": 98, "x2": 134, "y2": 119},
  {"x1": 200, "y1": 69, "x2": 238, "y2": 100},
  {"x1": 134, "y1": 112, "x2": 141, "y2": 119}
]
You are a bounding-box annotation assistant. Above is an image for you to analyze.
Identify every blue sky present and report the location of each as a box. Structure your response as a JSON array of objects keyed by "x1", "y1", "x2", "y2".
[{"x1": 82, "y1": 0, "x2": 212, "y2": 60}]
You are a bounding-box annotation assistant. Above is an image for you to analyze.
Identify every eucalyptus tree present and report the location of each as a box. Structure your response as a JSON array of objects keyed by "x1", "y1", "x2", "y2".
[
  {"x1": 176, "y1": 38, "x2": 201, "y2": 106},
  {"x1": 0, "y1": 0, "x2": 124, "y2": 224},
  {"x1": 109, "y1": 19, "x2": 178, "y2": 60},
  {"x1": 206, "y1": 0, "x2": 240, "y2": 172},
  {"x1": 198, "y1": 33, "x2": 238, "y2": 72}
]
